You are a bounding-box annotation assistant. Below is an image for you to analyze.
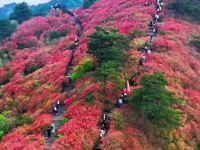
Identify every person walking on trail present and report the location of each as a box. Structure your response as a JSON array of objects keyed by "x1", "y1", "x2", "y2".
[
  {"x1": 145, "y1": 1, "x2": 151, "y2": 6},
  {"x1": 75, "y1": 38, "x2": 79, "y2": 43},
  {"x1": 152, "y1": 27, "x2": 158, "y2": 36},
  {"x1": 100, "y1": 129, "x2": 106, "y2": 138},
  {"x1": 147, "y1": 48, "x2": 151, "y2": 54},
  {"x1": 144, "y1": 47, "x2": 151, "y2": 54},
  {"x1": 118, "y1": 98, "x2": 123, "y2": 108},
  {"x1": 66, "y1": 75, "x2": 72, "y2": 83},
  {"x1": 104, "y1": 121, "x2": 109, "y2": 132},
  {"x1": 130, "y1": 76, "x2": 137, "y2": 86},
  {"x1": 150, "y1": 35, "x2": 153, "y2": 43},
  {"x1": 53, "y1": 105, "x2": 58, "y2": 114},
  {"x1": 156, "y1": 4, "x2": 162, "y2": 13},
  {"x1": 150, "y1": 31, "x2": 157, "y2": 43},
  {"x1": 56, "y1": 100, "x2": 60, "y2": 108},
  {"x1": 103, "y1": 113, "x2": 106, "y2": 122},
  {"x1": 51, "y1": 123, "x2": 56, "y2": 134},
  {"x1": 154, "y1": 14, "x2": 160, "y2": 22},
  {"x1": 123, "y1": 90, "x2": 128, "y2": 96},
  {"x1": 149, "y1": 20, "x2": 155, "y2": 28},
  {"x1": 47, "y1": 126, "x2": 52, "y2": 138},
  {"x1": 139, "y1": 57, "x2": 144, "y2": 66},
  {"x1": 141, "y1": 54, "x2": 146, "y2": 62},
  {"x1": 74, "y1": 38, "x2": 79, "y2": 46}
]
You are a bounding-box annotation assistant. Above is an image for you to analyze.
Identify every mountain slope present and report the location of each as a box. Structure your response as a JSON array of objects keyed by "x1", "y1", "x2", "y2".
[{"x1": 0, "y1": 0, "x2": 199, "y2": 149}]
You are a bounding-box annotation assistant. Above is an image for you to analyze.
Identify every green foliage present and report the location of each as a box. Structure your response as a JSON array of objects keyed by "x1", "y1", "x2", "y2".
[
  {"x1": 88, "y1": 26, "x2": 130, "y2": 64},
  {"x1": 24, "y1": 115, "x2": 34, "y2": 125},
  {"x1": 24, "y1": 64, "x2": 41, "y2": 75},
  {"x1": 168, "y1": 0, "x2": 200, "y2": 22},
  {"x1": 1, "y1": 71, "x2": 13, "y2": 85},
  {"x1": 83, "y1": 0, "x2": 98, "y2": 8},
  {"x1": 197, "y1": 145, "x2": 200, "y2": 150},
  {"x1": 60, "y1": 117, "x2": 70, "y2": 126},
  {"x1": 131, "y1": 72, "x2": 183, "y2": 129},
  {"x1": 159, "y1": 31, "x2": 167, "y2": 36},
  {"x1": 138, "y1": 42, "x2": 151, "y2": 51},
  {"x1": 93, "y1": 138, "x2": 101, "y2": 150},
  {"x1": 0, "y1": 89, "x2": 3, "y2": 99},
  {"x1": 71, "y1": 60, "x2": 95, "y2": 82},
  {"x1": 10, "y1": 2, "x2": 32, "y2": 24},
  {"x1": 190, "y1": 35, "x2": 200, "y2": 52},
  {"x1": 0, "y1": 112, "x2": 12, "y2": 140},
  {"x1": 49, "y1": 29, "x2": 68, "y2": 41},
  {"x1": 0, "y1": 49, "x2": 13, "y2": 68},
  {"x1": 15, "y1": 113, "x2": 34, "y2": 127},
  {"x1": 0, "y1": 20, "x2": 17, "y2": 41},
  {"x1": 130, "y1": 29, "x2": 146, "y2": 38},
  {"x1": 96, "y1": 61, "x2": 120, "y2": 82},
  {"x1": 85, "y1": 93, "x2": 96, "y2": 105},
  {"x1": 33, "y1": 80, "x2": 41, "y2": 88},
  {"x1": 101, "y1": 17, "x2": 114, "y2": 24},
  {"x1": 113, "y1": 111, "x2": 125, "y2": 130},
  {"x1": 88, "y1": 27, "x2": 130, "y2": 97},
  {"x1": 57, "y1": 133, "x2": 64, "y2": 139}
]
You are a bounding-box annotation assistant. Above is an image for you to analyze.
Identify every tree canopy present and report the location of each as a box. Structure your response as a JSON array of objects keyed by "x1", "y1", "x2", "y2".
[
  {"x1": 88, "y1": 26, "x2": 130, "y2": 65},
  {"x1": 88, "y1": 27, "x2": 130, "y2": 95},
  {"x1": 10, "y1": 2, "x2": 32, "y2": 24},
  {"x1": 169, "y1": 0, "x2": 200, "y2": 22},
  {"x1": 131, "y1": 72, "x2": 183, "y2": 129},
  {"x1": 0, "y1": 20, "x2": 17, "y2": 41}
]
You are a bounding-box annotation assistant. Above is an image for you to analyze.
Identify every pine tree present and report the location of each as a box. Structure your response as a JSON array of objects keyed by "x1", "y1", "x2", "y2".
[
  {"x1": 10, "y1": 2, "x2": 32, "y2": 24},
  {"x1": 132, "y1": 72, "x2": 183, "y2": 129}
]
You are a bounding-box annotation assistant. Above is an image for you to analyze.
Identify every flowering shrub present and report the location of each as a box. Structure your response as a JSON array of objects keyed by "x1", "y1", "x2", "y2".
[{"x1": 0, "y1": 0, "x2": 199, "y2": 149}]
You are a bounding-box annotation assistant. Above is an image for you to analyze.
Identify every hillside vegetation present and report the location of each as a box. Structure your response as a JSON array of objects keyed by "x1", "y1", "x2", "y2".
[
  {"x1": 169, "y1": 0, "x2": 200, "y2": 22},
  {"x1": 0, "y1": 0, "x2": 199, "y2": 149}
]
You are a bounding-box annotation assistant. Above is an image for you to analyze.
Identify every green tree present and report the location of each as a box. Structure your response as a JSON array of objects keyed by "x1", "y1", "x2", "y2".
[
  {"x1": 10, "y1": 2, "x2": 32, "y2": 24},
  {"x1": 168, "y1": 0, "x2": 200, "y2": 22},
  {"x1": 88, "y1": 27, "x2": 130, "y2": 97},
  {"x1": 96, "y1": 61, "x2": 120, "y2": 96},
  {"x1": 0, "y1": 20, "x2": 17, "y2": 41},
  {"x1": 88, "y1": 27, "x2": 130, "y2": 65},
  {"x1": 0, "y1": 49, "x2": 13, "y2": 68},
  {"x1": 113, "y1": 111, "x2": 125, "y2": 130},
  {"x1": 83, "y1": 0, "x2": 98, "y2": 8},
  {"x1": 0, "y1": 112, "x2": 12, "y2": 140},
  {"x1": 85, "y1": 93, "x2": 96, "y2": 105},
  {"x1": 131, "y1": 72, "x2": 183, "y2": 129}
]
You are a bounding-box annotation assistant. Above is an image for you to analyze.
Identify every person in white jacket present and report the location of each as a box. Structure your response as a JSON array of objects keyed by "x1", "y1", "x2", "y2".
[{"x1": 51, "y1": 123, "x2": 55, "y2": 134}]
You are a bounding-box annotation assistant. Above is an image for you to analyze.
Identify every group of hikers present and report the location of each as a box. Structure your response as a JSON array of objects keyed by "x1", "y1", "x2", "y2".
[
  {"x1": 46, "y1": 100, "x2": 60, "y2": 138},
  {"x1": 46, "y1": 37, "x2": 80, "y2": 138},
  {"x1": 118, "y1": 91, "x2": 128, "y2": 108},
  {"x1": 139, "y1": 0, "x2": 164, "y2": 66},
  {"x1": 99, "y1": 0, "x2": 164, "y2": 139}
]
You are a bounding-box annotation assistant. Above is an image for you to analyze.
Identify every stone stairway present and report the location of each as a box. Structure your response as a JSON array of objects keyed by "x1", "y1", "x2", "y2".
[{"x1": 44, "y1": 9, "x2": 83, "y2": 150}]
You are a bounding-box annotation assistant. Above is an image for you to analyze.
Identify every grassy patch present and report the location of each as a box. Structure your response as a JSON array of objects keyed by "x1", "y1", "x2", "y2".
[
  {"x1": 60, "y1": 117, "x2": 70, "y2": 126},
  {"x1": 113, "y1": 111, "x2": 125, "y2": 130},
  {"x1": 85, "y1": 93, "x2": 96, "y2": 106},
  {"x1": 49, "y1": 29, "x2": 68, "y2": 41}
]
